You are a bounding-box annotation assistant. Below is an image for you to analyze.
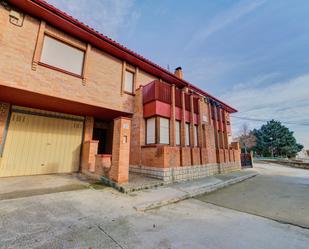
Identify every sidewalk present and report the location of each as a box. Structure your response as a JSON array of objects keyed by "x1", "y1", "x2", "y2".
[{"x1": 132, "y1": 169, "x2": 258, "y2": 211}]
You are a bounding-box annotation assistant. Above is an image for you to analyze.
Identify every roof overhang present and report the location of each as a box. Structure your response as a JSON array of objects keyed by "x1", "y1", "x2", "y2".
[{"x1": 7, "y1": 0, "x2": 237, "y2": 113}]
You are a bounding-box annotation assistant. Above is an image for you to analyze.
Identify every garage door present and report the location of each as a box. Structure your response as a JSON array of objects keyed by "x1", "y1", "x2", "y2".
[{"x1": 0, "y1": 106, "x2": 84, "y2": 177}]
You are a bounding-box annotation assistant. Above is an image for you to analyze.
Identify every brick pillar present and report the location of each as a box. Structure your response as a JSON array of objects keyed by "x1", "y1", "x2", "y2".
[
  {"x1": 189, "y1": 95, "x2": 195, "y2": 147},
  {"x1": 198, "y1": 98, "x2": 205, "y2": 147},
  {"x1": 110, "y1": 117, "x2": 131, "y2": 184},
  {"x1": 130, "y1": 86, "x2": 144, "y2": 166},
  {"x1": 81, "y1": 116, "x2": 97, "y2": 173},
  {"x1": 180, "y1": 90, "x2": 186, "y2": 146},
  {"x1": 222, "y1": 110, "x2": 229, "y2": 149},
  {"x1": 213, "y1": 105, "x2": 219, "y2": 149},
  {"x1": 84, "y1": 116, "x2": 94, "y2": 141},
  {"x1": 170, "y1": 84, "x2": 176, "y2": 146},
  {"x1": 0, "y1": 102, "x2": 10, "y2": 155}
]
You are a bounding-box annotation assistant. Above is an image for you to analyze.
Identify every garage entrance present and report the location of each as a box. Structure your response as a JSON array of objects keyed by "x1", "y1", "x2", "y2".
[{"x1": 0, "y1": 106, "x2": 84, "y2": 177}]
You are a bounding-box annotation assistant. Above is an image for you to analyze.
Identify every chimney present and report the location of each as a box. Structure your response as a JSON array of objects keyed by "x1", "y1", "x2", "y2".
[{"x1": 174, "y1": 67, "x2": 183, "y2": 79}]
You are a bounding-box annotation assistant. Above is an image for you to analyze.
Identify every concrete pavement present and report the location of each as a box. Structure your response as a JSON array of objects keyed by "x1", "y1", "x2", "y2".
[
  {"x1": 0, "y1": 174, "x2": 93, "y2": 201},
  {"x1": 0, "y1": 164, "x2": 309, "y2": 248},
  {"x1": 197, "y1": 162, "x2": 309, "y2": 228},
  {"x1": 1, "y1": 186, "x2": 309, "y2": 249}
]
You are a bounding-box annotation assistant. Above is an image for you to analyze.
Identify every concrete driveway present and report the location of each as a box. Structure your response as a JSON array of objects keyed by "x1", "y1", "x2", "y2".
[
  {"x1": 0, "y1": 167, "x2": 309, "y2": 249},
  {"x1": 197, "y1": 162, "x2": 309, "y2": 228},
  {"x1": 0, "y1": 174, "x2": 93, "y2": 200}
]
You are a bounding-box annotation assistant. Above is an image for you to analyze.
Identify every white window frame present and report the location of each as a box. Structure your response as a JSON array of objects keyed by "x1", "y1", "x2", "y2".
[
  {"x1": 124, "y1": 70, "x2": 135, "y2": 94},
  {"x1": 185, "y1": 123, "x2": 190, "y2": 146},
  {"x1": 159, "y1": 117, "x2": 170, "y2": 145},
  {"x1": 146, "y1": 118, "x2": 156, "y2": 144},
  {"x1": 40, "y1": 35, "x2": 85, "y2": 76},
  {"x1": 194, "y1": 125, "x2": 198, "y2": 147},
  {"x1": 175, "y1": 120, "x2": 181, "y2": 146}
]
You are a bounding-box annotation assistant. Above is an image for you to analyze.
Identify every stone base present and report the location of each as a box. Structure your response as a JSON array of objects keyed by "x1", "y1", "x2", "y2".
[{"x1": 130, "y1": 162, "x2": 241, "y2": 182}]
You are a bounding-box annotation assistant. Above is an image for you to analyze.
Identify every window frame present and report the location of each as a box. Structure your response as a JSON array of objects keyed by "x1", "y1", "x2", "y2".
[
  {"x1": 146, "y1": 117, "x2": 156, "y2": 145},
  {"x1": 145, "y1": 116, "x2": 170, "y2": 145},
  {"x1": 123, "y1": 69, "x2": 135, "y2": 95},
  {"x1": 159, "y1": 117, "x2": 170, "y2": 145},
  {"x1": 175, "y1": 120, "x2": 181, "y2": 146},
  {"x1": 185, "y1": 122, "x2": 190, "y2": 146},
  {"x1": 194, "y1": 125, "x2": 198, "y2": 147},
  {"x1": 39, "y1": 34, "x2": 86, "y2": 78}
]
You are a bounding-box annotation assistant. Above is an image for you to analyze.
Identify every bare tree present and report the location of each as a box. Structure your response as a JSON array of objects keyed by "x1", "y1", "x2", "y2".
[{"x1": 236, "y1": 123, "x2": 256, "y2": 154}]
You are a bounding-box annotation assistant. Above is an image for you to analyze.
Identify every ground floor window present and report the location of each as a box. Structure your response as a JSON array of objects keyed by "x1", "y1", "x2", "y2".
[
  {"x1": 175, "y1": 120, "x2": 181, "y2": 146},
  {"x1": 194, "y1": 125, "x2": 198, "y2": 147},
  {"x1": 159, "y1": 117, "x2": 170, "y2": 144},
  {"x1": 185, "y1": 123, "x2": 190, "y2": 146},
  {"x1": 146, "y1": 117, "x2": 156, "y2": 144},
  {"x1": 146, "y1": 117, "x2": 170, "y2": 145}
]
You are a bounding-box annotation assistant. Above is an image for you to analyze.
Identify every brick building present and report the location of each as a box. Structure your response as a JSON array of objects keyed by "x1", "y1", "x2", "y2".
[{"x1": 0, "y1": 0, "x2": 241, "y2": 184}]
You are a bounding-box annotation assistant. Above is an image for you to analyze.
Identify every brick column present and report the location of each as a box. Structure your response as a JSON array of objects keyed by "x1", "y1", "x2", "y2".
[
  {"x1": 0, "y1": 102, "x2": 10, "y2": 155},
  {"x1": 189, "y1": 94, "x2": 195, "y2": 146},
  {"x1": 110, "y1": 117, "x2": 131, "y2": 184},
  {"x1": 130, "y1": 86, "x2": 144, "y2": 166},
  {"x1": 197, "y1": 98, "x2": 205, "y2": 147},
  {"x1": 81, "y1": 116, "x2": 97, "y2": 173},
  {"x1": 83, "y1": 116, "x2": 94, "y2": 142},
  {"x1": 222, "y1": 110, "x2": 229, "y2": 149},
  {"x1": 213, "y1": 105, "x2": 219, "y2": 149},
  {"x1": 180, "y1": 90, "x2": 186, "y2": 146},
  {"x1": 170, "y1": 84, "x2": 176, "y2": 146}
]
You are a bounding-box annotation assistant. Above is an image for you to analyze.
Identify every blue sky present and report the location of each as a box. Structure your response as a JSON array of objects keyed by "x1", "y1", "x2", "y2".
[{"x1": 47, "y1": 0, "x2": 309, "y2": 148}]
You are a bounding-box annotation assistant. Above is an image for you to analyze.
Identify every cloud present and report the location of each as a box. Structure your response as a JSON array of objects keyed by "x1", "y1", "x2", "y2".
[
  {"x1": 185, "y1": 0, "x2": 267, "y2": 50},
  {"x1": 46, "y1": 0, "x2": 140, "y2": 39},
  {"x1": 220, "y1": 74, "x2": 309, "y2": 148}
]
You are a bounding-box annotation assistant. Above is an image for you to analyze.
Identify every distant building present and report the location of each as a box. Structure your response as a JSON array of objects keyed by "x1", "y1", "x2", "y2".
[{"x1": 296, "y1": 149, "x2": 309, "y2": 162}]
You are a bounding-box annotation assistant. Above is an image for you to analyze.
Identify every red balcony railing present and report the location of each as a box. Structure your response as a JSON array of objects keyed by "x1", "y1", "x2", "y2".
[
  {"x1": 143, "y1": 80, "x2": 171, "y2": 104},
  {"x1": 184, "y1": 93, "x2": 190, "y2": 111},
  {"x1": 175, "y1": 87, "x2": 182, "y2": 107},
  {"x1": 193, "y1": 97, "x2": 199, "y2": 114}
]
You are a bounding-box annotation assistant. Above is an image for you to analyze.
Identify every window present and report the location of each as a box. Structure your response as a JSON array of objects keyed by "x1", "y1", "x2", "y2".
[
  {"x1": 175, "y1": 121, "x2": 181, "y2": 146},
  {"x1": 40, "y1": 35, "x2": 85, "y2": 76},
  {"x1": 146, "y1": 118, "x2": 156, "y2": 144},
  {"x1": 124, "y1": 70, "x2": 134, "y2": 94},
  {"x1": 194, "y1": 125, "x2": 198, "y2": 147},
  {"x1": 159, "y1": 117, "x2": 169, "y2": 144},
  {"x1": 185, "y1": 123, "x2": 190, "y2": 146}
]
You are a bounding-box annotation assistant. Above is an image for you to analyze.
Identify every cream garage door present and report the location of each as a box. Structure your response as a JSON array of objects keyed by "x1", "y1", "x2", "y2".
[{"x1": 0, "y1": 107, "x2": 84, "y2": 177}]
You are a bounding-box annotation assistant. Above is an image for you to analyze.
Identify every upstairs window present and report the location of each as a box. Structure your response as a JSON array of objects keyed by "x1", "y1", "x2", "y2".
[
  {"x1": 124, "y1": 70, "x2": 134, "y2": 94},
  {"x1": 40, "y1": 35, "x2": 85, "y2": 76}
]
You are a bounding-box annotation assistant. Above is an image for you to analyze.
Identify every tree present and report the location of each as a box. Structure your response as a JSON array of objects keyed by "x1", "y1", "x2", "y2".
[
  {"x1": 253, "y1": 120, "x2": 303, "y2": 158},
  {"x1": 236, "y1": 123, "x2": 256, "y2": 154}
]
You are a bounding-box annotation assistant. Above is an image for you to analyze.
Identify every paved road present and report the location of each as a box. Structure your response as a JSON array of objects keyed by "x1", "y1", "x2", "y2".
[
  {"x1": 197, "y1": 162, "x2": 309, "y2": 228},
  {"x1": 1, "y1": 167, "x2": 309, "y2": 249}
]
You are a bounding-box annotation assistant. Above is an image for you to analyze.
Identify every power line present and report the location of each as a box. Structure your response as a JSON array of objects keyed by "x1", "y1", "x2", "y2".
[{"x1": 231, "y1": 115, "x2": 309, "y2": 126}]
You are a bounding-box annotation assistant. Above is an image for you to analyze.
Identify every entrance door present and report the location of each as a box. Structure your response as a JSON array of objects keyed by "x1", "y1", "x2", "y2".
[{"x1": 0, "y1": 106, "x2": 84, "y2": 177}]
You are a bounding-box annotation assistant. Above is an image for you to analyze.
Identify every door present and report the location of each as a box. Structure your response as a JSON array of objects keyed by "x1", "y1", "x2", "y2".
[{"x1": 0, "y1": 106, "x2": 84, "y2": 177}]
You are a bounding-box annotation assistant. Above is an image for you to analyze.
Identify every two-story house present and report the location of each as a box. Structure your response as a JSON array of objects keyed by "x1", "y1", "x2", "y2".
[{"x1": 0, "y1": 0, "x2": 241, "y2": 184}]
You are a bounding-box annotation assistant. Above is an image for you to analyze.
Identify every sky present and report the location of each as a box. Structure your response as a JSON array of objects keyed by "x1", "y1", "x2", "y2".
[{"x1": 47, "y1": 0, "x2": 309, "y2": 148}]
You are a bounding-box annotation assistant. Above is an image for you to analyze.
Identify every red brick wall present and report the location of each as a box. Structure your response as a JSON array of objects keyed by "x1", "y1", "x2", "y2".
[
  {"x1": 0, "y1": 7, "x2": 157, "y2": 115},
  {"x1": 191, "y1": 148, "x2": 201, "y2": 165},
  {"x1": 181, "y1": 147, "x2": 191, "y2": 166}
]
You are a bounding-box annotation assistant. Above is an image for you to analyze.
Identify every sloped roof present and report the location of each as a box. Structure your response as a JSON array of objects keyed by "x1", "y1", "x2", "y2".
[{"x1": 8, "y1": 0, "x2": 237, "y2": 113}]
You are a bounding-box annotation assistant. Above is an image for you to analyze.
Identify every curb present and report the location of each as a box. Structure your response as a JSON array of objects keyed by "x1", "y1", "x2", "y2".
[{"x1": 134, "y1": 172, "x2": 258, "y2": 211}]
